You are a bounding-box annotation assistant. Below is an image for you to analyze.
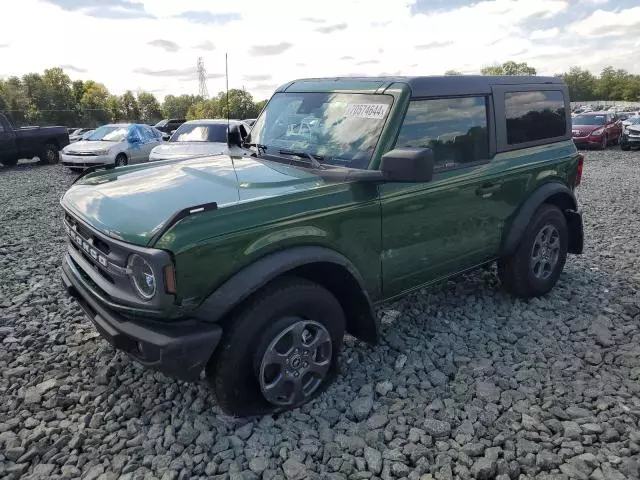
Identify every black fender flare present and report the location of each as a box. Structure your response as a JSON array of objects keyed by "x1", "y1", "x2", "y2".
[
  {"x1": 501, "y1": 182, "x2": 581, "y2": 256},
  {"x1": 193, "y1": 246, "x2": 379, "y2": 344}
]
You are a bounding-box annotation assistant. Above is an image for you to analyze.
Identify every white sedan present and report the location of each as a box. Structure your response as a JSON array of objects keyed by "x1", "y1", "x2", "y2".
[
  {"x1": 60, "y1": 123, "x2": 163, "y2": 170},
  {"x1": 149, "y1": 119, "x2": 250, "y2": 162}
]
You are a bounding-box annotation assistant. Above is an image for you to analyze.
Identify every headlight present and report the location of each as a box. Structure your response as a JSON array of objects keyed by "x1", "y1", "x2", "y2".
[
  {"x1": 94, "y1": 149, "x2": 110, "y2": 155},
  {"x1": 127, "y1": 254, "x2": 156, "y2": 300},
  {"x1": 591, "y1": 128, "x2": 605, "y2": 136}
]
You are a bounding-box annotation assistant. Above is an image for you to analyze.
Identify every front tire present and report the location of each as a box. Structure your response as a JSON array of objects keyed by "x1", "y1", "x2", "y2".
[
  {"x1": 599, "y1": 135, "x2": 608, "y2": 150},
  {"x1": 114, "y1": 154, "x2": 128, "y2": 167},
  {"x1": 498, "y1": 204, "x2": 568, "y2": 299},
  {"x1": 208, "y1": 277, "x2": 345, "y2": 417},
  {"x1": 41, "y1": 143, "x2": 59, "y2": 164},
  {"x1": 621, "y1": 143, "x2": 631, "y2": 151},
  {"x1": 0, "y1": 155, "x2": 18, "y2": 167}
]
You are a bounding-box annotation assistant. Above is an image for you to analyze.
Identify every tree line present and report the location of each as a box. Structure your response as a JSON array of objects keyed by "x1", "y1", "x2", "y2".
[
  {"x1": 2, "y1": 63, "x2": 639, "y2": 127},
  {"x1": 446, "y1": 61, "x2": 640, "y2": 103},
  {"x1": 0, "y1": 67, "x2": 267, "y2": 127}
]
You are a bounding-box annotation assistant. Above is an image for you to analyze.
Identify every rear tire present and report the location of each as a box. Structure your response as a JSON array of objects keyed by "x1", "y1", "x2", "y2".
[
  {"x1": 41, "y1": 143, "x2": 59, "y2": 164},
  {"x1": 498, "y1": 204, "x2": 568, "y2": 299},
  {"x1": 207, "y1": 277, "x2": 345, "y2": 417},
  {"x1": 621, "y1": 143, "x2": 631, "y2": 151}
]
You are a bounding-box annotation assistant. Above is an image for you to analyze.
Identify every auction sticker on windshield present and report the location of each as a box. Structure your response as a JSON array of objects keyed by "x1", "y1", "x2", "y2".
[{"x1": 345, "y1": 104, "x2": 389, "y2": 119}]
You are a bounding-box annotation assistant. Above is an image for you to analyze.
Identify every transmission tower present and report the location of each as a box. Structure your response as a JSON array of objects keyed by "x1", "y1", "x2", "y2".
[{"x1": 197, "y1": 57, "x2": 209, "y2": 98}]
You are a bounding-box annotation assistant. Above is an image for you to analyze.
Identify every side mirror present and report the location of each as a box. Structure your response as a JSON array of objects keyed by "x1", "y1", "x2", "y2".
[
  {"x1": 380, "y1": 147, "x2": 434, "y2": 182},
  {"x1": 226, "y1": 127, "x2": 242, "y2": 147},
  {"x1": 162, "y1": 133, "x2": 170, "y2": 141}
]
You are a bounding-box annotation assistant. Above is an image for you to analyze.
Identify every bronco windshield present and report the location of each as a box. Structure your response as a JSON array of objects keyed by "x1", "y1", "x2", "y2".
[{"x1": 247, "y1": 92, "x2": 393, "y2": 169}]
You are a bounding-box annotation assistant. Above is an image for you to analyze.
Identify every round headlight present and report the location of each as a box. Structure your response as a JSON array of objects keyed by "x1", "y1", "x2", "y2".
[{"x1": 127, "y1": 254, "x2": 156, "y2": 300}]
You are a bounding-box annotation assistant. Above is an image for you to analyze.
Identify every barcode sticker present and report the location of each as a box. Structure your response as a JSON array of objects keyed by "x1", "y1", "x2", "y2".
[{"x1": 344, "y1": 103, "x2": 389, "y2": 119}]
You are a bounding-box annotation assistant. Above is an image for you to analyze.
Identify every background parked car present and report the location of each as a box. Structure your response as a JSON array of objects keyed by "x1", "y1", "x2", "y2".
[
  {"x1": 571, "y1": 111, "x2": 622, "y2": 149},
  {"x1": 60, "y1": 123, "x2": 163, "y2": 170},
  {"x1": 243, "y1": 118, "x2": 256, "y2": 127},
  {"x1": 69, "y1": 128, "x2": 94, "y2": 143},
  {"x1": 621, "y1": 116, "x2": 640, "y2": 151},
  {"x1": 149, "y1": 119, "x2": 250, "y2": 161},
  {"x1": 154, "y1": 118, "x2": 186, "y2": 135},
  {"x1": 0, "y1": 112, "x2": 70, "y2": 166}
]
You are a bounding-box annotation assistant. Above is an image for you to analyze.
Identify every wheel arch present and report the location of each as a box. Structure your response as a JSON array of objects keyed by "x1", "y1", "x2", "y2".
[
  {"x1": 501, "y1": 182, "x2": 583, "y2": 257},
  {"x1": 194, "y1": 246, "x2": 380, "y2": 345}
]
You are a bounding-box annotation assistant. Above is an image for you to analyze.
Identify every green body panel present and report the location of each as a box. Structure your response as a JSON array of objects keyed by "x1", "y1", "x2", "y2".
[{"x1": 61, "y1": 77, "x2": 580, "y2": 317}]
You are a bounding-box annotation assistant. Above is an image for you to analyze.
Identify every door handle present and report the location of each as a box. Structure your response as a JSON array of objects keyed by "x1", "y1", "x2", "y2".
[{"x1": 476, "y1": 183, "x2": 501, "y2": 196}]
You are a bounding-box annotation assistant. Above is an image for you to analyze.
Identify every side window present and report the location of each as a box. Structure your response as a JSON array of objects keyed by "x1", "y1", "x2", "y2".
[
  {"x1": 505, "y1": 90, "x2": 566, "y2": 145},
  {"x1": 239, "y1": 124, "x2": 248, "y2": 139},
  {"x1": 395, "y1": 96, "x2": 489, "y2": 171}
]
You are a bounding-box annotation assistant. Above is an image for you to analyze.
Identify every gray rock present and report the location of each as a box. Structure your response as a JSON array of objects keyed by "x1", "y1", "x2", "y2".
[
  {"x1": 366, "y1": 413, "x2": 388, "y2": 429},
  {"x1": 423, "y1": 418, "x2": 451, "y2": 438},
  {"x1": 536, "y1": 450, "x2": 560, "y2": 470},
  {"x1": 351, "y1": 396, "x2": 374, "y2": 421},
  {"x1": 429, "y1": 369, "x2": 448, "y2": 386},
  {"x1": 364, "y1": 446, "x2": 382, "y2": 474},
  {"x1": 282, "y1": 458, "x2": 306, "y2": 480},
  {"x1": 475, "y1": 381, "x2": 501, "y2": 403},
  {"x1": 249, "y1": 457, "x2": 269, "y2": 474},
  {"x1": 375, "y1": 381, "x2": 393, "y2": 396},
  {"x1": 563, "y1": 421, "x2": 582, "y2": 439},
  {"x1": 566, "y1": 406, "x2": 591, "y2": 419},
  {"x1": 471, "y1": 455, "x2": 497, "y2": 480}
]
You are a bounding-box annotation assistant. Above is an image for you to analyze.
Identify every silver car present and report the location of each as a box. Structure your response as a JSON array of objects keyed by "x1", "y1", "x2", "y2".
[
  {"x1": 149, "y1": 119, "x2": 250, "y2": 162},
  {"x1": 60, "y1": 123, "x2": 163, "y2": 170}
]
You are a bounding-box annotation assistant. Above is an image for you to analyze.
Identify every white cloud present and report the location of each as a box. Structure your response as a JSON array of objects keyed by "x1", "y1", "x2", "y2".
[
  {"x1": 567, "y1": 6, "x2": 640, "y2": 36},
  {"x1": 0, "y1": 0, "x2": 637, "y2": 102},
  {"x1": 530, "y1": 27, "x2": 560, "y2": 39}
]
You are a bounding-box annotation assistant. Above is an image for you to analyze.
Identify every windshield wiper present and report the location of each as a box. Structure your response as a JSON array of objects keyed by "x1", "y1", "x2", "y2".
[{"x1": 278, "y1": 149, "x2": 325, "y2": 169}]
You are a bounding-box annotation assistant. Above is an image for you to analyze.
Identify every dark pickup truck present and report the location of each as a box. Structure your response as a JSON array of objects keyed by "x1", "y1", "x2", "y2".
[{"x1": 0, "y1": 113, "x2": 70, "y2": 166}]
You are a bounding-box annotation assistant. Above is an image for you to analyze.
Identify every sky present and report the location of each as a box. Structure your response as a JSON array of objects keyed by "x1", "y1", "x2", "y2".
[{"x1": 1, "y1": 0, "x2": 639, "y2": 102}]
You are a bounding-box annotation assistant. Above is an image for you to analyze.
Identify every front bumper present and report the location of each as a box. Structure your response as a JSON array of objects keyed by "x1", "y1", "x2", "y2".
[
  {"x1": 61, "y1": 255, "x2": 222, "y2": 382},
  {"x1": 621, "y1": 134, "x2": 640, "y2": 146},
  {"x1": 572, "y1": 135, "x2": 603, "y2": 147},
  {"x1": 61, "y1": 153, "x2": 113, "y2": 167}
]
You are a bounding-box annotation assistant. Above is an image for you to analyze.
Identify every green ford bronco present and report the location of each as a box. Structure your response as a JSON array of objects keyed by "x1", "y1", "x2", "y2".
[{"x1": 60, "y1": 75, "x2": 584, "y2": 416}]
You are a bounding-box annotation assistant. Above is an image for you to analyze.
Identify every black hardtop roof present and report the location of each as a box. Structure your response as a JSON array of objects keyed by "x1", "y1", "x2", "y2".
[{"x1": 278, "y1": 75, "x2": 565, "y2": 97}]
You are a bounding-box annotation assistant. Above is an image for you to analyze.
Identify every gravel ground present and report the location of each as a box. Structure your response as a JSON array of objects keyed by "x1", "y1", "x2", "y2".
[{"x1": 1, "y1": 150, "x2": 639, "y2": 480}]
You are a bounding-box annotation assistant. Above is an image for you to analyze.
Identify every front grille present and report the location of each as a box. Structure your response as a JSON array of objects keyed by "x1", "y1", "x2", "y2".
[
  {"x1": 65, "y1": 213, "x2": 110, "y2": 254},
  {"x1": 66, "y1": 151, "x2": 97, "y2": 156}
]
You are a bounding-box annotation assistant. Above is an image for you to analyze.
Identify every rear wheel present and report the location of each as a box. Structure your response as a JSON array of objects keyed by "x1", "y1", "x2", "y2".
[
  {"x1": 208, "y1": 277, "x2": 345, "y2": 416},
  {"x1": 498, "y1": 204, "x2": 568, "y2": 299},
  {"x1": 621, "y1": 143, "x2": 631, "y2": 151},
  {"x1": 40, "y1": 143, "x2": 59, "y2": 164}
]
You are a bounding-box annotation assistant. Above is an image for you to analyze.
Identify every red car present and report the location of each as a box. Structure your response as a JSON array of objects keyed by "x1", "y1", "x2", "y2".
[{"x1": 571, "y1": 112, "x2": 622, "y2": 149}]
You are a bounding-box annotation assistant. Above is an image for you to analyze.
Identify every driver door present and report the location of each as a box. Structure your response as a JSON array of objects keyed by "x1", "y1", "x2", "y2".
[{"x1": 127, "y1": 126, "x2": 145, "y2": 164}]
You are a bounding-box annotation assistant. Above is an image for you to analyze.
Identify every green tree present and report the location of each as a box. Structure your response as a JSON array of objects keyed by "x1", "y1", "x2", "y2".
[
  {"x1": 186, "y1": 98, "x2": 221, "y2": 120},
  {"x1": 80, "y1": 81, "x2": 111, "y2": 126},
  {"x1": 215, "y1": 89, "x2": 259, "y2": 119},
  {"x1": 106, "y1": 95, "x2": 121, "y2": 122},
  {"x1": 137, "y1": 92, "x2": 162, "y2": 124},
  {"x1": 119, "y1": 90, "x2": 140, "y2": 121},
  {"x1": 254, "y1": 99, "x2": 268, "y2": 114},
  {"x1": 162, "y1": 94, "x2": 200, "y2": 119},
  {"x1": 481, "y1": 61, "x2": 536, "y2": 76},
  {"x1": 41, "y1": 67, "x2": 78, "y2": 125},
  {"x1": 72, "y1": 80, "x2": 85, "y2": 105},
  {"x1": 558, "y1": 67, "x2": 597, "y2": 102}
]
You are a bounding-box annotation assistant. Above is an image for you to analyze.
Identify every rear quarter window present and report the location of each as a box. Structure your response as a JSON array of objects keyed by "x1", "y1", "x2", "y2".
[{"x1": 505, "y1": 90, "x2": 567, "y2": 145}]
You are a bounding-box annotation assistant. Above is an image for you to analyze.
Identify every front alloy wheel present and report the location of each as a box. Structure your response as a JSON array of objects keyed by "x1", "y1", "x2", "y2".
[
  {"x1": 208, "y1": 277, "x2": 345, "y2": 416},
  {"x1": 258, "y1": 319, "x2": 332, "y2": 406}
]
